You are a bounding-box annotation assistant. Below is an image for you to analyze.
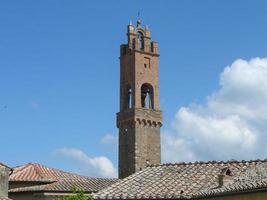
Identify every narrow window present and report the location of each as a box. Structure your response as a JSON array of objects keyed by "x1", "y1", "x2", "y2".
[
  {"x1": 126, "y1": 87, "x2": 132, "y2": 109},
  {"x1": 137, "y1": 31, "x2": 144, "y2": 50},
  {"x1": 141, "y1": 84, "x2": 154, "y2": 109},
  {"x1": 144, "y1": 57, "x2": 150, "y2": 69},
  {"x1": 150, "y1": 42, "x2": 154, "y2": 52}
]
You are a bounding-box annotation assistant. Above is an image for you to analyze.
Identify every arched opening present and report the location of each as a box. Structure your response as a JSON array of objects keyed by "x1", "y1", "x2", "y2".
[
  {"x1": 141, "y1": 84, "x2": 154, "y2": 109},
  {"x1": 126, "y1": 87, "x2": 132, "y2": 109},
  {"x1": 137, "y1": 31, "x2": 144, "y2": 50}
]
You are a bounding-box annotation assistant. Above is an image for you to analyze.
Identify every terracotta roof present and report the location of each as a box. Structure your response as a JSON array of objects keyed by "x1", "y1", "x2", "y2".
[
  {"x1": 94, "y1": 159, "x2": 267, "y2": 199},
  {"x1": 196, "y1": 162, "x2": 267, "y2": 198},
  {"x1": 9, "y1": 163, "x2": 118, "y2": 193},
  {"x1": 10, "y1": 163, "x2": 85, "y2": 182}
]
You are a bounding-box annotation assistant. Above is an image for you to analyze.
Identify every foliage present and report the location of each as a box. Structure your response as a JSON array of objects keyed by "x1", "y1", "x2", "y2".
[{"x1": 55, "y1": 189, "x2": 93, "y2": 200}]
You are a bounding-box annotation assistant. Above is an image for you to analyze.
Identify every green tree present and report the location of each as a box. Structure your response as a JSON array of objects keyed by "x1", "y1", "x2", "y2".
[{"x1": 55, "y1": 189, "x2": 93, "y2": 200}]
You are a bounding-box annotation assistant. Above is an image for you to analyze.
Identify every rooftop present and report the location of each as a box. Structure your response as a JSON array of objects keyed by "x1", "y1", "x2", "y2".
[
  {"x1": 94, "y1": 159, "x2": 267, "y2": 199},
  {"x1": 9, "y1": 163, "x2": 118, "y2": 193}
]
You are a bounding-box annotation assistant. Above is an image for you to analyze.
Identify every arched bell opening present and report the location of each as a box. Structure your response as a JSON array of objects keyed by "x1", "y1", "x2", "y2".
[
  {"x1": 141, "y1": 83, "x2": 154, "y2": 109},
  {"x1": 137, "y1": 31, "x2": 144, "y2": 50}
]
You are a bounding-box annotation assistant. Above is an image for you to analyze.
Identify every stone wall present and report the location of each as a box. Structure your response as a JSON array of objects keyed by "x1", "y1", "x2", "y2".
[
  {"x1": 118, "y1": 108, "x2": 162, "y2": 179},
  {"x1": 0, "y1": 165, "x2": 10, "y2": 199}
]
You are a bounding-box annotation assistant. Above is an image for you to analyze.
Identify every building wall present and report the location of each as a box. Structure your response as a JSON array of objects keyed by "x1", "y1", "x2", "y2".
[
  {"x1": 9, "y1": 181, "x2": 46, "y2": 190},
  {"x1": 9, "y1": 192, "x2": 68, "y2": 200},
  {"x1": 42, "y1": 192, "x2": 91, "y2": 200},
  {"x1": 134, "y1": 109, "x2": 161, "y2": 171},
  {"x1": 9, "y1": 193, "x2": 42, "y2": 200},
  {"x1": 209, "y1": 191, "x2": 267, "y2": 200},
  {"x1": 117, "y1": 108, "x2": 162, "y2": 178},
  {"x1": 10, "y1": 192, "x2": 92, "y2": 200},
  {"x1": 0, "y1": 166, "x2": 10, "y2": 199}
]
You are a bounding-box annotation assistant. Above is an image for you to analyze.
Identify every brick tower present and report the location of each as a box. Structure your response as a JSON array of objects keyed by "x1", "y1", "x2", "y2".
[{"x1": 117, "y1": 20, "x2": 163, "y2": 179}]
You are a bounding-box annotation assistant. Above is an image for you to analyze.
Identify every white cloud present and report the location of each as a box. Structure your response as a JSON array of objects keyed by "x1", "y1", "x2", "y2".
[
  {"x1": 54, "y1": 148, "x2": 117, "y2": 178},
  {"x1": 162, "y1": 57, "x2": 267, "y2": 163},
  {"x1": 100, "y1": 134, "x2": 117, "y2": 146}
]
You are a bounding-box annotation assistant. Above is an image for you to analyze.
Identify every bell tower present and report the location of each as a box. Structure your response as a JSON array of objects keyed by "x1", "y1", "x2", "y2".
[{"x1": 117, "y1": 20, "x2": 163, "y2": 179}]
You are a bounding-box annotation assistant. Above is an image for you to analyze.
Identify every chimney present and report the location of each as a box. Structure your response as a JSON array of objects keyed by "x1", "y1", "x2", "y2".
[{"x1": 218, "y1": 167, "x2": 233, "y2": 187}]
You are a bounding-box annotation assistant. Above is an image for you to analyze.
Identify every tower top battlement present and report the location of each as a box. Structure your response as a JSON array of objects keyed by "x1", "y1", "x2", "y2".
[{"x1": 120, "y1": 21, "x2": 159, "y2": 56}]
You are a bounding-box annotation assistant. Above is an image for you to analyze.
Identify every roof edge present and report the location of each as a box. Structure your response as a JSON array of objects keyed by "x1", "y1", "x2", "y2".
[{"x1": 151, "y1": 158, "x2": 267, "y2": 167}]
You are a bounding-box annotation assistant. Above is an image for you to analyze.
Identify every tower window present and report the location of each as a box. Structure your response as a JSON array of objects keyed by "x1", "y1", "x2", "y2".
[
  {"x1": 137, "y1": 31, "x2": 144, "y2": 50},
  {"x1": 126, "y1": 87, "x2": 132, "y2": 109},
  {"x1": 141, "y1": 84, "x2": 154, "y2": 109},
  {"x1": 144, "y1": 57, "x2": 150, "y2": 68},
  {"x1": 151, "y1": 42, "x2": 154, "y2": 52}
]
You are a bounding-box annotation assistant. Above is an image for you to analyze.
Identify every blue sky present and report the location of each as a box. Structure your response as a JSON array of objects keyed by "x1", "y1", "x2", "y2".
[{"x1": 1, "y1": 1, "x2": 267, "y2": 177}]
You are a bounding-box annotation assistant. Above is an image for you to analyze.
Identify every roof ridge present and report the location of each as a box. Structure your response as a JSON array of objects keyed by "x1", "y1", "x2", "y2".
[
  {"x1": 11, "y1": 163, "x2": 59, "y2": 182},
  {"x1": 24, "y1": 163, "x2": 78, "y2": 176},
  {"x1": 149, "y1": 158, "x2": 267, "y2": 167},
  {"x1": 12, "y1": 163, "x2": 32, "y2": 174},
  {"x1": 31, "y1": 163, "x2": 53, "y2": 181},
  {"x1": 28, "y1": 163, "x2": 119, "y2": 180},
  {"x1": 57, "y1": 177, "x2": 118, "y2": 181}
]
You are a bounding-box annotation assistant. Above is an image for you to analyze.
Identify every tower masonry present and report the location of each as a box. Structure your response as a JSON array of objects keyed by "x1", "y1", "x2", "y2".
[{"x1": 117, "y1": 20, "x2": 163, "y2": 179}]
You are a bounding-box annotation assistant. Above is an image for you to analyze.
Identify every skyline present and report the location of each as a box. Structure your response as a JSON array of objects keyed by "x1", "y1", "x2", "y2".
[{"x1": 1, "y1": 1, "x2": 267, "y2": 178}]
